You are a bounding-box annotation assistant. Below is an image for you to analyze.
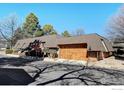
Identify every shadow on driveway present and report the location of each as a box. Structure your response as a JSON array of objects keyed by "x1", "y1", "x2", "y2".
[
  {"x1": 0, "y1": 68, "x2": 34, "y2": 85},
  {"x1": 0, "y1": 57, "x2": 35, "y2": 66}
]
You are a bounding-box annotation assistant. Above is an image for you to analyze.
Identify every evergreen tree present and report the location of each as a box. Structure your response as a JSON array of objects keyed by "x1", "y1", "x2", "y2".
[
  {"x1": 62, "y1": 30, "x2": 71, "y2": 37},
  {"x1": 43, "y1": 24, "x2": 53, "y2": 35},
  {"x1": 22, "y1": 13, "x2": 41, "y2": 37}
]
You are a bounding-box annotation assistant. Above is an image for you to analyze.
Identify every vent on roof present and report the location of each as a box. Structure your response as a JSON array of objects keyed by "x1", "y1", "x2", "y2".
[{"x1": 101, "y1": 39, "x2": 108, "y2": 52}]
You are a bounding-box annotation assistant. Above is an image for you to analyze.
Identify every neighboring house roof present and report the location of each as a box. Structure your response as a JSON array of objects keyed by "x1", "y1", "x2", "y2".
[
  {"x1": 57, "y1": 33, "x2": 114, "y2": 52},
  {"x1": 14, "y1": 34, "x2": 114, "y2": 52},
  {"x1": 113, "y1": 42, "x2": 124, "y2": 48},
  {"x1": 14, "y1": 35, "x2": 63, "y2": 49}
]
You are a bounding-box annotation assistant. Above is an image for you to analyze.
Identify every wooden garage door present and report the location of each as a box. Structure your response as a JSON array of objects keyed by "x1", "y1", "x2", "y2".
[{"x1": 59, "y1": 44, "x2": 87, "y2": 60}]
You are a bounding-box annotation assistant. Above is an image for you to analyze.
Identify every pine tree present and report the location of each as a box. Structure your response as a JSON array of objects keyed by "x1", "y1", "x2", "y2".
[{"x1": 22, "y1": 13, "x2": 41, "y2": 37}]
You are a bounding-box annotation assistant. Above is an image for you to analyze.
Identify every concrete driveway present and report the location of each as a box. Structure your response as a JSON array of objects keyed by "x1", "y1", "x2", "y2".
[{"x1": 0, "y1": 56, "x2": 124, "y2": 85}]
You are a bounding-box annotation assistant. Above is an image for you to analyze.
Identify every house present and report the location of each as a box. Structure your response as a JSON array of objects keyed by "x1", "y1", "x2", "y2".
[
  {"x1": 14, "y1": 34, "x2": 113, "y2": 61},
  {"x1": 113, "y1": 41, "x2": 124, "y2": 51},
  {"x1": 57, "y1": 34, "x2": 113, "y2": 61},
  {"x1": 0, "y1": 39, "x2": 7, "y2": 50},
  {"x1": 113, "y1": 41, "x2": 124, "y2": 57}
]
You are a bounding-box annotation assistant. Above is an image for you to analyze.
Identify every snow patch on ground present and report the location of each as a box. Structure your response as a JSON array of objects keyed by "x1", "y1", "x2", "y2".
[{"x1": 44, "y1": 58, "x2": 87, "y2": 65}]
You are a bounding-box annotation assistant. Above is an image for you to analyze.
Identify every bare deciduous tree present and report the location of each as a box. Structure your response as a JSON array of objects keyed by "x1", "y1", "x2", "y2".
[
  {"x1": 0, "y1": 14, "x2": 18, "y2": 49},
  {"x1": 107, "y1": 6, "x2": 124, "y2": 42},
  {"x1": 72, "y1": 28, "x2": 85, "y2": 36}
]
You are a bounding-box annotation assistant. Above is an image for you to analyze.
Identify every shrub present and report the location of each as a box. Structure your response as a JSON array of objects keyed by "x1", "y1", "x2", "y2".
[
  {"x1": 43, "y1": 48, "x2": 58, "y2": 58},
  {"x1": 49, "y1": 50, "x2": 58, "y2": 58},
  {"x1": 51, "y1": 52, "x2": 58, "y2": 58},
  {"x1": 12, "y1": 49, "x2": 19, "y2": 54},
  {"x1": 5, "y1": 49, "x2": 13, "y2": 54}
]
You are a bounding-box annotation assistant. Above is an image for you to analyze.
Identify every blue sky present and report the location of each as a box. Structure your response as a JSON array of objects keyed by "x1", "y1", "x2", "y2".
[{"x1": 0, "y1": 3, "x2": 122, "y2": 36}]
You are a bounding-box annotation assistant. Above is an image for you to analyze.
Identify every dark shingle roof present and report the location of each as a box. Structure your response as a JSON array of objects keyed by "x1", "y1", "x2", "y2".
[
  {"x1": 113, "y1": 42, "x2": 124, "y2": 48},
  {"x1": 14, "y1": 35, "x2": 63, "y2": 49},
  {"x1": 14, "y1": 34, "x2": 113, "y2": 52},
  {"x1": 57, "y1": 33, "x2": 113, "y2": 52}
]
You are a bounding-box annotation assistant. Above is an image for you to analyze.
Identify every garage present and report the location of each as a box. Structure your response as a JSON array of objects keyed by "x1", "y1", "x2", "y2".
[{"x1": 58, "y1": 43, "x2": 87, "y2": 60}]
